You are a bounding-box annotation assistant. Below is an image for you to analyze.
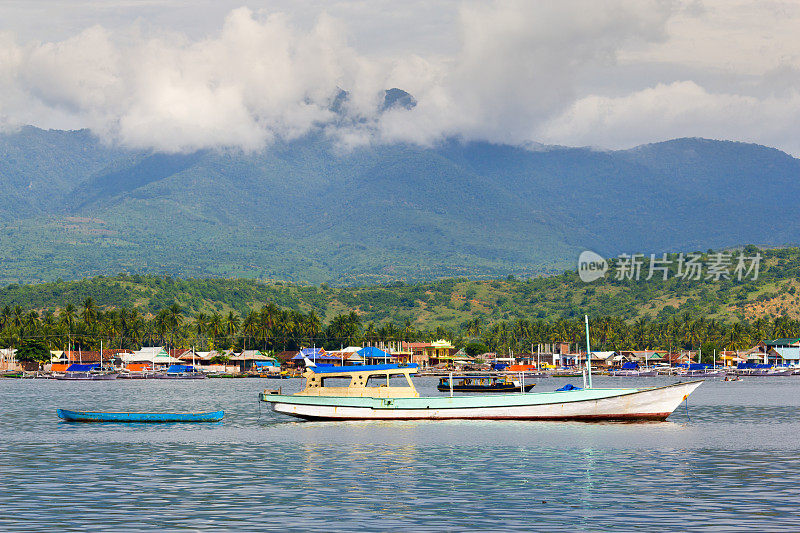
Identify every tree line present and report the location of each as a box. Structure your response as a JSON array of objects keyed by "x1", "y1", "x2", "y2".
[{"x1": 2, "y1": 298, "x2": 798, "y2": 364}]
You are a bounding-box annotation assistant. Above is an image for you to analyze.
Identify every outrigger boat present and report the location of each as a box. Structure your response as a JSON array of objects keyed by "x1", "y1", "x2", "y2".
[
  {"x1": 437, "y1": 374, "x2": 535, "y2": 393},
  {"x1": 53, "y1": 364, "x2": 119, "y2": 380},
  {"x1": 57, "y1": 409, "x2": 223, "y2": 423},
  {"x1": 155, "y1": 365, "x2": 207, "y2": 379},
  {"x1": 608, "y1": 362, "x2": 658, "y2": 377},
  {"x1": 260, "y1": 363, "x2": 702, "y2": 421}
]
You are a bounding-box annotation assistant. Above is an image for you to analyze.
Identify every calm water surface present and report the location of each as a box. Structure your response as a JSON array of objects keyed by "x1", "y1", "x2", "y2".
[{"x1": 1, "y1": 375, "x2": 797, "y2": 531}]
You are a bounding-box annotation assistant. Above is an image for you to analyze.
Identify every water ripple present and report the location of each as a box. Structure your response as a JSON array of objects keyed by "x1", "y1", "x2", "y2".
[{"x1": 1, "y1": 376, "x2": 799, "y2": 530}]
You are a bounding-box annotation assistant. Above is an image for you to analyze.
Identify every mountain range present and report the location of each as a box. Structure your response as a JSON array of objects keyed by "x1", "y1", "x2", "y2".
[{"x1": 1, "y1": 119, "x2": 799, "y2": 284}]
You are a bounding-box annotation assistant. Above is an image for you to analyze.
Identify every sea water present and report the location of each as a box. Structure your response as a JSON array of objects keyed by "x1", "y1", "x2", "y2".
[{"x1": 0, "y1": 376, "x2": 797, "y2": 531}]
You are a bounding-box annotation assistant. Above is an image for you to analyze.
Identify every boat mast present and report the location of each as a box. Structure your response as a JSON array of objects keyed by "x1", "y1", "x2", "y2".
[{"x1": 584, "y1": 315, "x2": 593, "y2": 389}]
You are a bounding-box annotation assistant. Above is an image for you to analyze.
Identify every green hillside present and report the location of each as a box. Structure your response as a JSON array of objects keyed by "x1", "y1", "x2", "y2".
[
  {"x1": 3, "y1": 246, "x2": 800, "y2": 359},
  {"x1": 2, "y1": 245, "x2": 798, "y2": 327},
  {"x1": 2, "y1": 128, "x2": 800, "y2": 284}
]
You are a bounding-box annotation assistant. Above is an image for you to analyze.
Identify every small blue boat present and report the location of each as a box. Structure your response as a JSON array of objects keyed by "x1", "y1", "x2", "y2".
[{"x1": 57, "y1": 409, "x2": 224, "y2": 423}]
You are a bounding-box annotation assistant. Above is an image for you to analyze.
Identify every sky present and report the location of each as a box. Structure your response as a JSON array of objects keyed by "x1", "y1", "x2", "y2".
[{"x1": 1, "y1": 0, "x2": 799, "y2": 154}]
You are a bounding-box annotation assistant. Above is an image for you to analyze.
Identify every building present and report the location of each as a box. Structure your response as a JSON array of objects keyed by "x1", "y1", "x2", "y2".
[
  {"x1": 408, "y1": 339, "x2": 456, "y2": 367},
  {"x1": 63, "y1": 349, "x2": 133, "y2": 364},
  {"x1": 122, "y1": 347, "x2": 182, "y2": 367},
  {"x1": 0, "y1": 348, "x2": 18, "y2": 371},
  {"x1": 230, "y1": 350, "x2": 274, "y2": 371},
  {"x1": 757, "y1": 339, "x2": 800, "y2": 365},
  {"x1": 324, "y1": 347, "x2": 365, "y2": 366},
  {"x1": 616, "y1": 351, "x2": 667, "y2": 365},
  {"x1": 662, "y1": 352, "x2": 695, "y2": 366},
  {"x1": 717, "y1": 350, "x2": 748, "y2": 367}
]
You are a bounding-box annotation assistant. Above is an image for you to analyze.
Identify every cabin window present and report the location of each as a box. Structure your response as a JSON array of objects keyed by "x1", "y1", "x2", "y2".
[
  {"x1": 365, "y1": 373, "x2": 412, "y2": 387},
  {"x1": 319, "y1": 376, "x2": 352, "y2": 387}
]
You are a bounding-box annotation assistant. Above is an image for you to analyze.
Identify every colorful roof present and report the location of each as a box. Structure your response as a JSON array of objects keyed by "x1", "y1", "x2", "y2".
[{"x1": 763, "y1": 338, "x2": 800, "y2": 346}]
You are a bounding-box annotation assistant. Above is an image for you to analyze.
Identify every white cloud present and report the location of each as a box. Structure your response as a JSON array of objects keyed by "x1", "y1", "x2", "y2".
[
  {"x1": 540, "y1": 81, "x2": 800, "y2": 154},
  {"x1": 1, "y1": 1, "x2": 800, "y2": 154}
]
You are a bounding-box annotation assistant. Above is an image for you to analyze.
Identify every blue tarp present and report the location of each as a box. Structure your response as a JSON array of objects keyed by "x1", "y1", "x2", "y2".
[
  {"x1": 357, "y1": 346, "x2": 391, "y2": 360},
  {"x1": 492, "y1": 363, "x2": 508, "y2": 371},
  {"x1": 166, "y1": 365, "x2": 197, "y2": 373},
  {"x1": 621, "y1": 362, "x2": 639, "y2": 370},
  {"x1": 556, "y1": 384, "x2": 582, "y2": 391},
  {"x1": 688, "y1": 363, "x2": 710, "y2": 370},
  {"x1": 254, "y1": 361, "x2": 277, "y2": 367},
  {"x1": 66, "y1": 364, "x2": 100, "y2": 372},
  {"x1": 737, "y1": 362, "x2": 772, "y2": 369}
]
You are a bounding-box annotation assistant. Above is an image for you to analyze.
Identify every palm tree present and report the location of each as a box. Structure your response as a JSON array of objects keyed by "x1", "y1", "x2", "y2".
[
  {"x1": 82, "y1": 298, "x2": 97, "y2": 328},
  {"x1": 259, "y1": 304, "x2": 278, "y2": 350},
  {"x1": 0, "y1": 305, "x2": 11, "y2": 331},
  {"x1": 167, "y1": 304, "x2": 182, "y2": 348},
  {"x1": 225, "y1": 311, "x2": 240, "y2": 346},
  {"x1": 242, "y1": 310, "x2": 259, "y2": 350},
  {"x1": 12, "y1": 306, "x2": 24, "y2": 330},
  {"x1": 208, "y1": 312, "x2": 224, "y2": 349},
  {"x1": 23, "y1": 310, "x2": 40, "y2": 337}
]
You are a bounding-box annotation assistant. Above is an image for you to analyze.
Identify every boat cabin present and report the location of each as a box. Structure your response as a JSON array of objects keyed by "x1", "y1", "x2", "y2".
[{"x1": 298, "y1": 364, "x2": 419, "y2": 398}]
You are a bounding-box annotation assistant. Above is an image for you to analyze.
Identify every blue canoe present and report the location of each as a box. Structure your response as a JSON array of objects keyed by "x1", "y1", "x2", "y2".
[{"x1": 57, "y1": 409, "x2": 224, "y2": 423}]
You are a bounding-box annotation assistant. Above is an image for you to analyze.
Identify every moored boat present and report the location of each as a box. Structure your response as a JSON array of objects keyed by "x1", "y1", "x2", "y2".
[
  {"x1": 734, "y1": 363, "x2": 794, "y2": 376},
  {"x1": 118, "y1": 363, "x2": 156, "y2": 379},
  {"x1": 259, "y1": 363, "x2": 702, "y2": 422},
  {"x1": 155, "y1": 364, "x2": 207, "y2": 379},
  {"x1": 53, "y1": 364, "x2": 119, "y2": 380},
  {"x1": 608, "y1": 362, "x2": 658, "y2": 377},
  {"x1": 57, "y1": 409, "x2": 224, "y2": 423}
]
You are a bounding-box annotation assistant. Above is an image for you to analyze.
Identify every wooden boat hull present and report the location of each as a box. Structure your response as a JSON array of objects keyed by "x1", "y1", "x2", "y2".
[
  {"x1": 154, "y1": 373, "x2": 207, "y2": 379},
  {"x1": 734, "y1": 369, "x2": 794, "y2": 376},
  {"x1": 678, "y1": 370, "x2": 727, "y2": 378},
  {"x1": 53, "y1": 373, "x2": 119, "y2": 380},
  {"x1": 608, "y1": 370, "x2": 659, "y2": 377},
  {"x1": 57, "y1": 409, "x2": 224, "y2": 422},
  {"x1": 262, "y1": 380, "x2": 702, "y2": 421}
]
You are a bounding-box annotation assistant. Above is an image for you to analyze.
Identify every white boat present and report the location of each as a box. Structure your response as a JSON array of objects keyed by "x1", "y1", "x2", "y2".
[
  {"x1": 677, "y1": 369, "x2": 727, "y2": 378},
  {"x1": 608, "y1": 369, "x2": 658, "y2": 377},
  {"x1": 608, "y1": 362, "x2": 658, "y2": 377},
  {"x1": 260, "y1": 363, "x2": 702, "y2": 421}
]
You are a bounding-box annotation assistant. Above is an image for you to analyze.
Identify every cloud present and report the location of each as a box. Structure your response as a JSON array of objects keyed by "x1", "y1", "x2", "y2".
[
  {"x1": 1, "y1": 1, "x2": 800, "y2": 154},
  {"x1": 377, "y1": 0, "x2": 673, "y2": 145},
  {"x1": 540, "y1": 81, "x2": 800, "y2": 154},
  {"x1": 1, "y1": 7, "x2": 388, "y2": 151}
]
